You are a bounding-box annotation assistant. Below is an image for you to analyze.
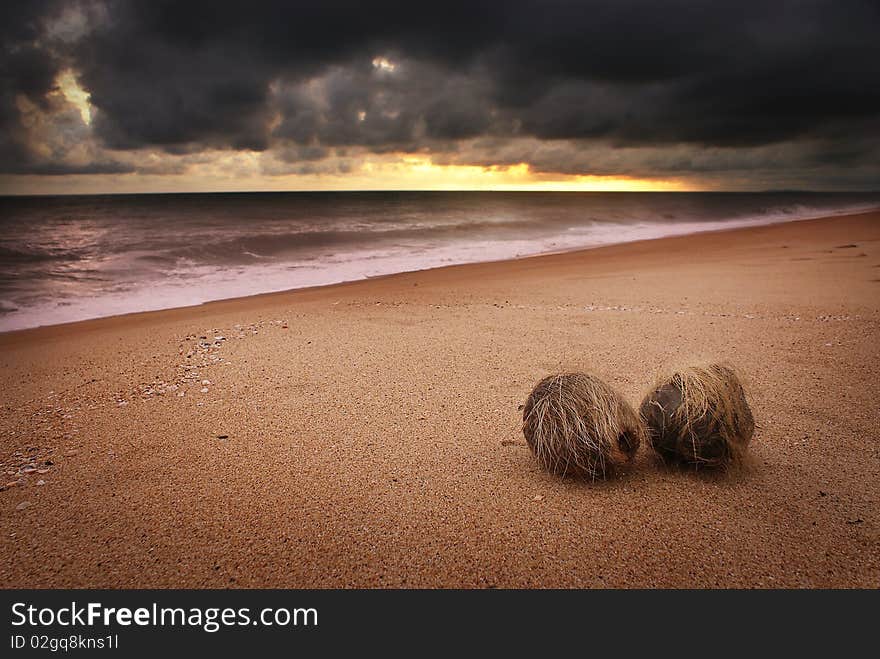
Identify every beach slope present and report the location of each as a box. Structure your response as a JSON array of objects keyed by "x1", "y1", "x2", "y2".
[{"x1": 1, "y1": 212, "x2": 878, "y2": 588}]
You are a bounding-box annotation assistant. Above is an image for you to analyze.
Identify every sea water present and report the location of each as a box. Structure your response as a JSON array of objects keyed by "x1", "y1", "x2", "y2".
[{"x1": 1, "y1": 191, "x2": 878, "y2": 331}]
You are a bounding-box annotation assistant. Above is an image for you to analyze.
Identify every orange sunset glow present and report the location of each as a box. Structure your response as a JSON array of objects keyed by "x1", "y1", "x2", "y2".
[{"x1": 3, "y1": 153, "x2": 692, "y2": 195}]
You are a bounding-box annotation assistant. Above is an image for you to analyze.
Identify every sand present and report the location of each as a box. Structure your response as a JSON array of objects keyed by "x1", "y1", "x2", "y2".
[{"x1": 1, "y1": 211, "x2": 878, "y2": 588}]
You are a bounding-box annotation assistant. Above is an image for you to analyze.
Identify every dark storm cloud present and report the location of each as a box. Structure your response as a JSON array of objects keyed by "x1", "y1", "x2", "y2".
[
  {"x1": 67, "y1": 0, "x2": 507, "y2": 154},
  {"x1": 0, "y1": 1, "x2": 60, "y2": 164},
  {"x1": 0, "y1": 1, "x2": 59, "y2": 96},
  {"x1": 1, "y1": 0, "x2": 879, "y2": 186},
  {"x1": 271, "y1": 59, "x2": 496, "y2": 151},
  {"x1": 0, "y1": 159, "x2": 134, "y2": 176}
]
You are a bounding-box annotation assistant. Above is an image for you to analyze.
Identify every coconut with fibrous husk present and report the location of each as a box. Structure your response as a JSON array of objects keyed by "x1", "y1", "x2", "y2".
[
  {"x1": 640, "y1": 363, "x2": 754, "y2": 468},
  {"x1": 521, "y1": 372, "x2": 643, "y2": 479}
]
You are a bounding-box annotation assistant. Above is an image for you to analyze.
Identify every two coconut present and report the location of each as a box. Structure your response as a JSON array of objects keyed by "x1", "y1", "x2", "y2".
[{"x1": 522, "y1": 364, "x2": 754, "y2": 478}]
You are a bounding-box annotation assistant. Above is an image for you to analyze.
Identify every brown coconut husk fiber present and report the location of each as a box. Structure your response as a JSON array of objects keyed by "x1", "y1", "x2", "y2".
[
  {"x1": 640, "y1": 363, "x2": 754, "y2": 468},
  {"x1": 522, "y1": 373, "x2": 644, "y2": 479}
]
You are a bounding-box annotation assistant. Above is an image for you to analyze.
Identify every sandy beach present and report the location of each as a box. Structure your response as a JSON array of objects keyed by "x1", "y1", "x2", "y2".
[{"x1": 1, "y1": 211, "x2": 878, "y2": 588}]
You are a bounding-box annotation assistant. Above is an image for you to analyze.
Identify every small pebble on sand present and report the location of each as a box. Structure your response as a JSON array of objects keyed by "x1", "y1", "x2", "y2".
[{"x1": 15, "y1": 501, "x2": 32, "y2": 510}]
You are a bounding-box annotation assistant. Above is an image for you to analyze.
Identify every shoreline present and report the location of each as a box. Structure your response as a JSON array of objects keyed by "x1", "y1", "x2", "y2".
[
  {"x1": 1, "y1": 209, "x2": 878, "y2": 588},
  {"x1": 2, "y1": 207, "x2": 878, "y2": 342}
]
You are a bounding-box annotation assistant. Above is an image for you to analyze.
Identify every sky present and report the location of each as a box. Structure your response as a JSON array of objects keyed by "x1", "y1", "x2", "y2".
[{"x1": 1, "y1": 0, "x2": 878, "y2": 194}]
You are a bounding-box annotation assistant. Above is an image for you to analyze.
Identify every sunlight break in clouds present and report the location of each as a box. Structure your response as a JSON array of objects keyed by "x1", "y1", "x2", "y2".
[{"x1": 57, "y1": 70, "x2": 92, "y2": 125}]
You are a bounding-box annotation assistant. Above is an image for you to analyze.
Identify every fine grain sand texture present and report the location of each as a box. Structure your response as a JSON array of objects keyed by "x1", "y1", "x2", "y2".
[{"x1": 1, "y1": 211, "x2": 878, "y2": 588}]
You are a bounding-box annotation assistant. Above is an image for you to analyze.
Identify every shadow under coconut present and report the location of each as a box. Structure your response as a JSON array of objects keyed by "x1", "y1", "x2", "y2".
[{"x1": 647, "y1": 450, "x2": 758, "y2": 486}]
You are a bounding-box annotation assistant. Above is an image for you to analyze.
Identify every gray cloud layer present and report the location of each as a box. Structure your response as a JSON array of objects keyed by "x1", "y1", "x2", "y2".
[{"x1": 1, "y1": 0, "x2": 879, "y2": 187}]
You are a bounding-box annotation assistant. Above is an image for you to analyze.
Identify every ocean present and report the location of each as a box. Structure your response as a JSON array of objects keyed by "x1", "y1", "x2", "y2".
[{"x1": 1, "y1": 191, "x2": 878, "y2": 332}]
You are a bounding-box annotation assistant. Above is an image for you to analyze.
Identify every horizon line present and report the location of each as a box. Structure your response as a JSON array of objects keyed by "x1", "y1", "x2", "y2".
[{"x1": 2, "y1": 188, "x2": 878, "y2": 198}]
